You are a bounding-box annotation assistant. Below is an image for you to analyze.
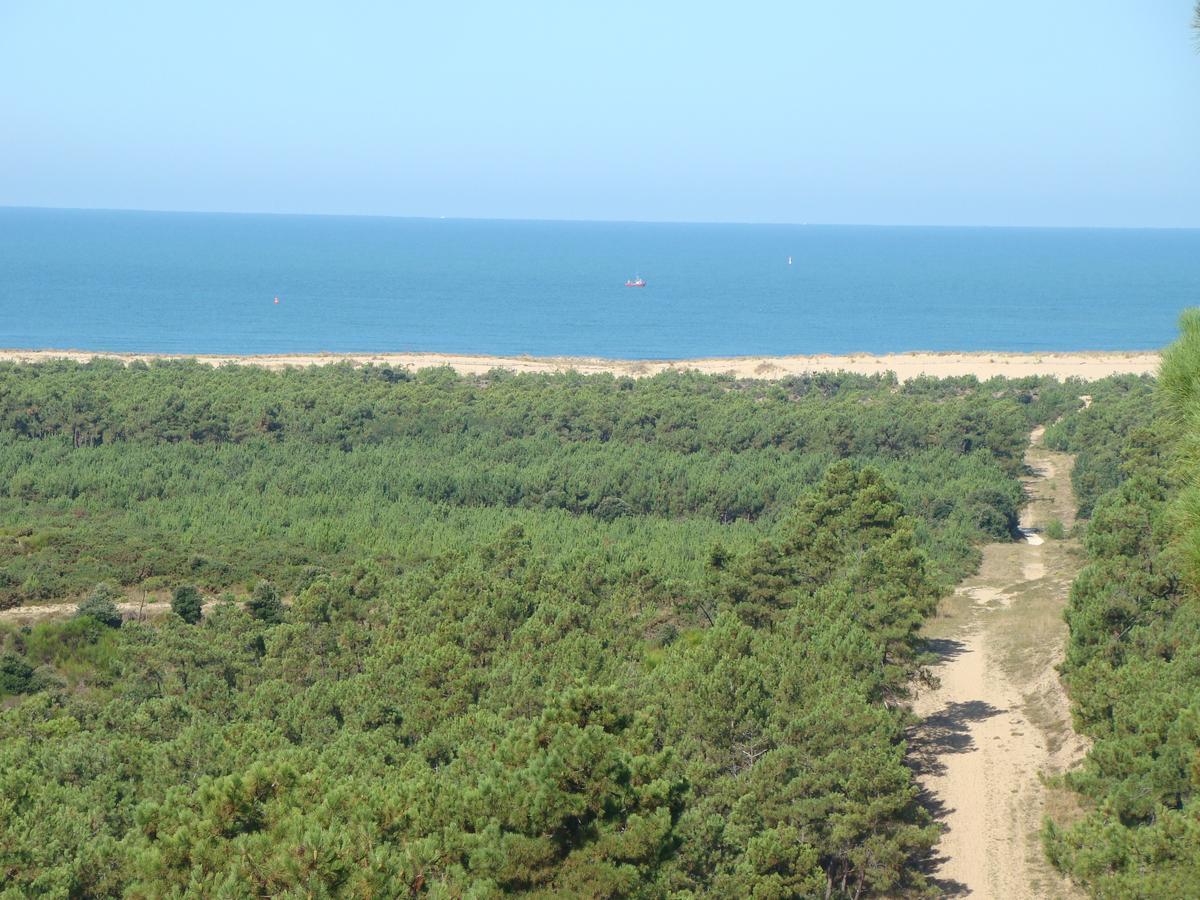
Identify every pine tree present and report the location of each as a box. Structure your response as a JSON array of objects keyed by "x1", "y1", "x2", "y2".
[
  {"x1": 247, "y1": 580, "x2": 284, "y2": 624},
  {"x1": 76, "y1": 582, "x2": 123, "y2": 628},
  {"x1": 171, "y1": 584, "x2": 203, "y2": 624}
]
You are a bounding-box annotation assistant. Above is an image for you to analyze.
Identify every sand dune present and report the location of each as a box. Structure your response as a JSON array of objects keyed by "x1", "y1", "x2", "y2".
[{"x1": 0, "y1": 348, "x2": 1159, "y2": 382}]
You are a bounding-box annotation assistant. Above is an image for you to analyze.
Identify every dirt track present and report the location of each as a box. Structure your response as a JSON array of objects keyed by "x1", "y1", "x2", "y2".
[
  {"x1": 911, "y1": 427, "x2": 1087, "y2": 898},
  {"x1": 0, "y1": 597, "x2": 203, "y2": 625}
]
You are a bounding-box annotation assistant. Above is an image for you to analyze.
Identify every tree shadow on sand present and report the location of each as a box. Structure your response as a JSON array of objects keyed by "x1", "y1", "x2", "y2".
[
  {"x1": 912, "y1": 777, "x2": 976, "y2": 896},
  {"x1": 912, "y1": 637, "x2": 971, "y2": 706},
  {"x1": 923, "y1": 636, "x2": 972, "y2": 665},
  {"x1": 909, "y1": 698, "x2": 1006, "y2": 777},
  {"x1": 907, "y1": 691, "x2": 1008, "y2": 897},
  {"x1": 923, "y1": 861, "x2": 972, "y2": 897}
]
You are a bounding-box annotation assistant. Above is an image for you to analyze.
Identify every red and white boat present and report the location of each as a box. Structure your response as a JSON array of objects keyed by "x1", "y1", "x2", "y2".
[{"x1": 624, "y1": 276, "x2": 646, "y2": 288}]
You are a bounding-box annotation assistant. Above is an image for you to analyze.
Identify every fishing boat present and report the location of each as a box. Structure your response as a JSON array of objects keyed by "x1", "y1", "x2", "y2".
[{"x1": 624, "y1": 277, "x2": 646, "y2": 288}]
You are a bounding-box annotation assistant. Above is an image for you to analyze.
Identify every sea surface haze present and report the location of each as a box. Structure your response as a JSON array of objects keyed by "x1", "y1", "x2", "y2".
[{"x1": 2, "y1": 207, "x2": 1197, "y2": 357}]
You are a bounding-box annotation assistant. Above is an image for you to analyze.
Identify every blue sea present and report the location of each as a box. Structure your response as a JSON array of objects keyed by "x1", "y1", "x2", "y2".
[{"x1": 2, "y1": 207, "x2": 1198, "y2": 357}]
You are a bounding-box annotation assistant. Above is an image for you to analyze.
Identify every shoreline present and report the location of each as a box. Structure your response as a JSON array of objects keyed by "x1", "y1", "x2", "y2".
[{"x1": 0, "y1": 348, "x2": 1160, "y2": 382}]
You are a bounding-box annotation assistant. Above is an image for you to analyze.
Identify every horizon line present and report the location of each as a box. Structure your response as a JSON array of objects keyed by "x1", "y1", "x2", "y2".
[{"x1": 3, "y1": 203, "x2": 1199, "y2": 232}]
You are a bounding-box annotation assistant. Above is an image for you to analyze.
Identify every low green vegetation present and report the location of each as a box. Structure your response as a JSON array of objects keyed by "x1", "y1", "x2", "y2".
[
  {"x1": 1042, "y1": 375, "x2": 1157, "y2": 518},
  {"x1": 1044, "y1": 314, "x2": 1200, "y2": 896},
  {"x1": 0, "y1": 362, "x2": 1081, "y2": 609},
  {"x1": 0, "y1": 359, "x2": 1117, "y2": 896},
  {"x1": 74, "y1": 581, "x2": 123, "y2": 629}
]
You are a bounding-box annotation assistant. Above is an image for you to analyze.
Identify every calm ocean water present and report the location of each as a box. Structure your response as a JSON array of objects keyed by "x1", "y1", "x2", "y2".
[{"x1": 2, "y1": 207, "x2": 1197, "y2": 358}]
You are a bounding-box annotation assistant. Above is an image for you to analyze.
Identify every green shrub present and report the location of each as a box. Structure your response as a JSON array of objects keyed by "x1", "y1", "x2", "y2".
[
  {"x1": 75, "y1": 582, "x2": 123, "y2": 628},
  {"x1": 170, "y1": 585, "x2": 203, "y2": 624},
  {"x1": 247, "y1": 580, "x2": 283, "y2": 624},
  {"x1": 0, "y1": 652, "x2": 33, "y2": 695}
]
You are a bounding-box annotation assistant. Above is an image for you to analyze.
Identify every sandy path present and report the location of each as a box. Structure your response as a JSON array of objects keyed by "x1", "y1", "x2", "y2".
[
  {"x1": 910, "y1": 426, "x2": 1087, "y2": 898},
  {"x1": 0, "y1": 597, "x2": 219, "y2": 625},
  {"x1": 0, "y1": 348, "x2": 1159, "y2": 383}
]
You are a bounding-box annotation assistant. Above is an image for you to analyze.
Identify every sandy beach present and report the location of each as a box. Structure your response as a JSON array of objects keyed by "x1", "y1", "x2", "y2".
[{"x1": 0, "y1": 348, "x2": 1159, "y2": 382}]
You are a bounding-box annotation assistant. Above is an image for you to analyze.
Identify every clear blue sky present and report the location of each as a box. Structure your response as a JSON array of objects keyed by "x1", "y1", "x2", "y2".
[{"x1": 2, "y1": 1, "x2": 1198, "y2": 226}]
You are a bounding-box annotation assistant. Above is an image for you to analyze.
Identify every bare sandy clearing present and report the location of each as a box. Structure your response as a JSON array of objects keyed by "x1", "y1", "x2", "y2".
[
  {"x1": 0, "y1": 597, "x2": 224, "y2": 625},
  {"x1": 0, "y1": 348, "x2": 1159, "y2": 382}
]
